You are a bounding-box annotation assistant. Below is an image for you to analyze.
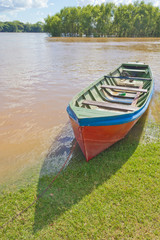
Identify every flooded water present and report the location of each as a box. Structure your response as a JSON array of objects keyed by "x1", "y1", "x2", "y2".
[{"x1": 0, "y1": 33, "x2": 160, "y2": 184}]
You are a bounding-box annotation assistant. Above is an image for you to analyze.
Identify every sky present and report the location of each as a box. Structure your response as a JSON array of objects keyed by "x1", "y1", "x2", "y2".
[{"x1": 0, "y1": 0, "x2": 160, "y2": 24}]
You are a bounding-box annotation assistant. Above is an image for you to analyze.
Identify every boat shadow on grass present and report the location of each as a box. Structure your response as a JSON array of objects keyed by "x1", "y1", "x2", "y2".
[{"x1": 33, "y1": 111, "x2": 148, "y2": 233}]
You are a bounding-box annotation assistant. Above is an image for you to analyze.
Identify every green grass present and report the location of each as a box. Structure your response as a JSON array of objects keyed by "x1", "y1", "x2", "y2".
[{"x1": 0, "y1": 119, "x2": 160, "y2": 240}]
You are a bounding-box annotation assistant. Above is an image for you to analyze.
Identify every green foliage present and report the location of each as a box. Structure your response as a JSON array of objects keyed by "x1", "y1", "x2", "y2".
[
  {"x1": 44, "y1": 1, "x2": 160, "y2": 37},
  {"x1": 45, "y1": 15, "x2": 62, "y2": 36},
  {"x1": 44, "y1": 3, "x2": 115, "y2": 37},
  {"x1": 114, "y1": 1, "x2": 160, "y2": 37},
  {"x1": 0, "y1": 21, "x2": 44, "y2": 33}
]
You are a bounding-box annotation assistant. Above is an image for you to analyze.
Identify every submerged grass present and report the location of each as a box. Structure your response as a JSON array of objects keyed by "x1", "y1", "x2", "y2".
[{"x1": 0, "y1": 118, "x2": 160, "y2": 239}]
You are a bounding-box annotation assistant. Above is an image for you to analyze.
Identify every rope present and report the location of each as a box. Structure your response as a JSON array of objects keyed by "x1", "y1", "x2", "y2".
[{"x1": 0, "y1": 141, "x2": 77, "y2": 229}]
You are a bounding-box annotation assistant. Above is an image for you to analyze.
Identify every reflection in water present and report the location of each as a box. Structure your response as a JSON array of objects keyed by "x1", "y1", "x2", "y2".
[
  {"x1": 141, "y1": 92, "x2": 160, "y2": 143},
  {"x1": 40, "y1": 123, "x2": 75, "y2": 177},
  {"x1": 149, "y1": 91, "x2": 160, "y2": 123},
  {"x1": 0, "y1": 34, "x2": 160, "y2": 183}
]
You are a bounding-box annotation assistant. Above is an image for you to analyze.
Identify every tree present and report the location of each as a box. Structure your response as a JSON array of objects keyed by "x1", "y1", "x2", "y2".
[
  {"x1": 0, "y1": 21, "x2": 44, "y2": 33},
  {"x1": 2, "y1": 22, "x2": 17, "y2": 32},
  {"x1": 45, "y1": 14, "x2": 61, "y2": 36},
  {"x1": 96, "y1": 3, "x2": 115, "y2": 37},
  {"x1": 154, "y1": 12, "x2": 160, "y2": 36},
  {"x1": 131, "y1": 2, "x2": 157, "y2": 37},
  {"x1": 0, "y1": 22, "x2": 3, "y2": 31},
  {"x1": 31, "y1": 22, "x2": 44, "y2": 32},
  {"x1": 113, "y1": 4, "x2": 136, "y2": 37},
  {"x1": 13, "y1": 21, "x2": 24, "y2": 32},
  {"x1": 24, "y1": 23, "x2": 31, "y2": 32},
  {"x1": 80, "y1": 5, "x2": 93, "y2": 36}
]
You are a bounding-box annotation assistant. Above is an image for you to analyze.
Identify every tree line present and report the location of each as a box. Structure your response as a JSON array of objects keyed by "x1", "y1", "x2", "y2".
[
  {"x1": 44, "y1": 1, "x2": 160, "y2": 37},
  {"x1": 0, "y1": 21, "x2": 44, "y2": 32}
]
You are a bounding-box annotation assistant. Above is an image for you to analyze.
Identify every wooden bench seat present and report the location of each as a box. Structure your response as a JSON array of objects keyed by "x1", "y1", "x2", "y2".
[
  {"x1": 104, "y1": 75, "x2": 151, "y2": 81},
  {"x1": 101, "y1": 85, "x2": 147, "y2": 93},
  {"x1": 122, "y1": 68, "x2": 146, "y2": 73},
  {"x1": 82, "y1": 100, "x2": 139, "y2": 112}
]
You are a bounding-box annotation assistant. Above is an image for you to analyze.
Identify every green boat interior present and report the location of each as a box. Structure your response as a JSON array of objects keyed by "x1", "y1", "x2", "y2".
[{"x1": 73, "y1": 63, "x2": 152, "y2": 113}]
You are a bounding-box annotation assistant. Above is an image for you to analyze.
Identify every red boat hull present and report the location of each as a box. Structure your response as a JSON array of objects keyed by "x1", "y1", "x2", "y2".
[{"x1": 69, "y1": 117, "x2": 139, "y2": 161}]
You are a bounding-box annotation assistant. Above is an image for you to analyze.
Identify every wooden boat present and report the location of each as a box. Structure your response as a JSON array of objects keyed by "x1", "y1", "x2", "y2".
[{"x1": 67, "y1": 62, "x2": 154, "y2": 161}]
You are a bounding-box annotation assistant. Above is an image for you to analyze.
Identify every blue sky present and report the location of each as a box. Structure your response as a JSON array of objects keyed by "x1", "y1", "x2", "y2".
[{"x1": 0, "y1": 0, "x2": 160, "y2": 23}]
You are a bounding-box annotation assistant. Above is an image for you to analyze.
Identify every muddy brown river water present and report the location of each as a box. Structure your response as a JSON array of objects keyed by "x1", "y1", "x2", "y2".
[{"x1": 0, "y1": 33, "x2": 160, "y2": 184}]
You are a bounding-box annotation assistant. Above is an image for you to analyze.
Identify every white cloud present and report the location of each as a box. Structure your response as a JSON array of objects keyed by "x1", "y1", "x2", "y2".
[
  {"x1": 77, "y1": 0, "x2": 105, "y2": 6},
  {"x1": 0, "y1": 14, "x2": 10, "y2": 21},
  {"x1": 77, "y1": 0, "x2": 160, "y2": 7},
  {"x1": 0, "y1": 0, "x2": 48, "y2": 12}
]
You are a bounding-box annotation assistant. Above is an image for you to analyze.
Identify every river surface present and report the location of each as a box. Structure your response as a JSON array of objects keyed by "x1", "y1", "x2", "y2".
[{"x1": 0, "y1": 33, "x2": 160, "y2": 184}]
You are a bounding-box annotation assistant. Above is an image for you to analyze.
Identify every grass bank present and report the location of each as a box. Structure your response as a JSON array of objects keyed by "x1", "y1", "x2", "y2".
[{"x1": 0, "y1": 117, "x2": 160, "y2": 239}]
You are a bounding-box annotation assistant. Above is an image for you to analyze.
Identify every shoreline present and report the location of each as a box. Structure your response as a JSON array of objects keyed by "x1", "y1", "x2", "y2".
[{"x1": 48, "y1": 37, "x2": 160, "y2": 42}]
